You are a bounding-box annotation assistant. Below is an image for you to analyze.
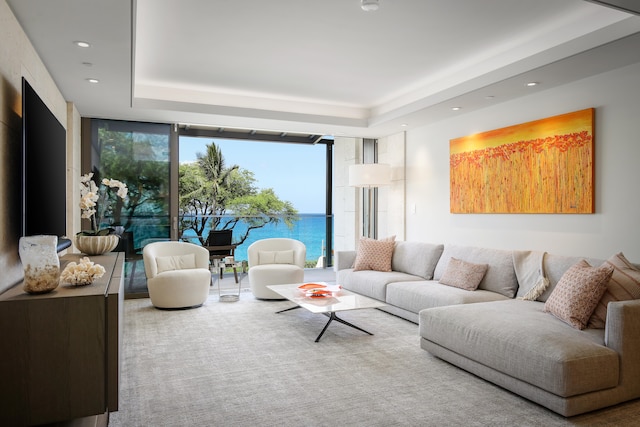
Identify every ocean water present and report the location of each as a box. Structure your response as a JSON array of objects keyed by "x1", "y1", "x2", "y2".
[{"x1": 182, "y1": 214, "x2": 331, "y2": 263}]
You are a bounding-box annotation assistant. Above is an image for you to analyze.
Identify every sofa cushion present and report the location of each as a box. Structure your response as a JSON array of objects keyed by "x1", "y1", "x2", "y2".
[
  {"x1": 156, "y1": 253, "x2": 196, "y2": 274},
  {"x1": 433, "y1": 245, "x2": 518, "y2": 298},
  {"x1": 353, "y1": 237, "x2": 395, "y2": 272},
  {"x1": 438, "y1": 257, "x2": 488, "y2": 291},
  {"x1": 544, "y1": 260, "x2": 613, "y2": 330},
  {"x1": 588, "y1": 252, "x2": 640, "y2": 328},
  {"x1": 387, "y1": 281, "x2": 508, "y2": 313},
  {"x1": 419, "y1": 300, "x2": 619, "y2": 397},
  {"x1": 391, "y1": 241, "x2": 444, "y2": 280},
  {"x1": 338, "y1": 269, "x2": 423, "y2": 301}
]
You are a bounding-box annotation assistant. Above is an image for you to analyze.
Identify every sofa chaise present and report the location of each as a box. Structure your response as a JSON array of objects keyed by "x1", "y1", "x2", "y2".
[{"x1": 335, "y1": 240, "x2": 640, "y2": 416}]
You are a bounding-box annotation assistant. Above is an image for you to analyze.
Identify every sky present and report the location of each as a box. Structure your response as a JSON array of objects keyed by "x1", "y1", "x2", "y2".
[{"x1": 179, "y1": 137, "x2": 328, "y2": 213}]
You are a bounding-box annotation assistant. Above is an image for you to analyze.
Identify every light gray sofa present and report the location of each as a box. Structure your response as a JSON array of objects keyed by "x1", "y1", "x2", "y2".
[
  {"x1": 335, "y1": 242, "x2": 640, "y2": 416},
  {"x1": 335, "y1": 242, "x2": 518, "y2": 323}
]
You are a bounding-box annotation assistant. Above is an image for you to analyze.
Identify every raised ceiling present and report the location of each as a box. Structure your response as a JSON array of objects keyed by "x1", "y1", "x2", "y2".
[{"x1": 7, "y1": 0, "x2": 640, "y2": 138}]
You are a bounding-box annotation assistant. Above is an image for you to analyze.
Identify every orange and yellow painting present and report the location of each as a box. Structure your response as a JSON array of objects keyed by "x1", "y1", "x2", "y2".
[{"x1": 450, "y1": 108, "x2": 594, "y2": 214}]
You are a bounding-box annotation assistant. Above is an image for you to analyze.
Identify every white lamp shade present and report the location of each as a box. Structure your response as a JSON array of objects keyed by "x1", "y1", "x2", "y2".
[{"x1": 348, "y1": 163, "x2": 391, "y2": 188}]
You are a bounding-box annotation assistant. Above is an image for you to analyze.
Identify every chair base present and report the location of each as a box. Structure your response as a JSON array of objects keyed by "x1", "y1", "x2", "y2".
[
  {"x1": 249, "y1": 265, "x2": 304, "y2": 299},
  {"x1": 152, "y1": 303, "x2": 204, "y2": 310}
]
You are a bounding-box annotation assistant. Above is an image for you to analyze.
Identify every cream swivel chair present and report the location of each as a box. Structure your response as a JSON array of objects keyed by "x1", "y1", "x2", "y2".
[
  {"x1": 143, "y1": 241, "x2": 211, "y2": 309},
  {"x1": 247, "y1": 238, "x2": 306, "y2": 299}
]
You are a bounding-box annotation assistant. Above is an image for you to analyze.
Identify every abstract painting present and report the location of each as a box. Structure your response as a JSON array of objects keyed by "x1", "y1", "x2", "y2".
[{"x1": 450, "y1": 108, "x2": 594, "y2": 213}]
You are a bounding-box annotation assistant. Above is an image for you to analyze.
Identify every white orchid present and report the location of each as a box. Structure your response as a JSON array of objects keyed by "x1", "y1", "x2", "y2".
[{"x1": 78, "y1": 173, "x2": 128, "y2": 235}]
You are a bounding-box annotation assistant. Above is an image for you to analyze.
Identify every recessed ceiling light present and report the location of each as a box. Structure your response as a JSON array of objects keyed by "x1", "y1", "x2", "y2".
[
  {"x1": 75, "y1": 41, "x2": 91, "y2": 48},
  {"x1": 526, "y1": 82, "x2": 539, "y2": 87},
  {"x1": 401, "y1": 123, "x2": 408, "y2": 127},
  {"x1": 452, "y1": 107, "x2": 461, "y2": 111},
  {"x1": 484, "y1": 95, "x2": 495, "y2": 100},
  {"x1": 86, "y1": 78, "x2": 99, "y2": 83}
]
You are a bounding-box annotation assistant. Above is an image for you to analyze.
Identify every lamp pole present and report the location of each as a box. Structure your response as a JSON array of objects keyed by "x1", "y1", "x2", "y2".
[{"x1": 348, "y1": 163, "x2": 391, "y2": 239}]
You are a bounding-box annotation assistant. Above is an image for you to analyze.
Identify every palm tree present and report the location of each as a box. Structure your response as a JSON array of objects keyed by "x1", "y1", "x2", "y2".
[{"x1": 179, "y1": 141, "x2": 298, "y2": 247}]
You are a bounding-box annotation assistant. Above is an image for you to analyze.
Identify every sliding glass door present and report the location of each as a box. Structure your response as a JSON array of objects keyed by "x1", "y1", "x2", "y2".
[
  {"x1": 177, "y1": 132, "x2": 334, "y2": 270},
  {"x1": 82, "y1": 119, "x2": 171, "y2": 296},
  {"x1": 83, "y1": 119, "x2": 334, "y2": 297}
]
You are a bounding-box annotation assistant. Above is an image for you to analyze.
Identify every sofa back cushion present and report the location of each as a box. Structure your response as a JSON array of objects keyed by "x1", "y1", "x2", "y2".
[
  {"x1": 539, "y1": 253, "x2": 604, "y2": 302},
  {"x1": 392, "y1": 241, "x2": 444, "y2": 279},
  {"x1": 588, "y1": 252, "x2": 640, "y2": 328},
  {"x1": 434, "y1": 244, "x2": 518, "y2": 298}
]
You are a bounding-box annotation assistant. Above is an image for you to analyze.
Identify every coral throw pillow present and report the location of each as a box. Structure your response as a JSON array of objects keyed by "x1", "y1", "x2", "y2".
[
  {"x1": 545, "y1": 260, "x2": 613, "y2": 330},
  {"x1": 353, "y1": 236, "x2": 396, "y2": 272},
  {"x1": 588, "y1": 252, "x2": 640, "y2": 328},
  {"x1": 438, "y1": 257, "x2": 488, "y2": 291}
]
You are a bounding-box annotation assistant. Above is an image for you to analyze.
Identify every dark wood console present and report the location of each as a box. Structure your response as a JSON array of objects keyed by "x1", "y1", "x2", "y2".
[{"x1": 0, "y1": 252, "x2": 124, "y2": 426}]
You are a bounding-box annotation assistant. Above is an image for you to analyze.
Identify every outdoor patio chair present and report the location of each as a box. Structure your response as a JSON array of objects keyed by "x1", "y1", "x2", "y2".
[
  {"x1": 247, "y1": 238, "x2": 306, "y2": 299},
  {"x1": 205, "y1": 229, "x2": 239, "y2": 283}
]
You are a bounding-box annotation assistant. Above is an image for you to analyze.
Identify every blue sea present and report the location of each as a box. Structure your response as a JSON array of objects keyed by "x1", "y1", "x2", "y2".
[{"x1": 182, "y1": 214, "x2": 332, "y2": 263}]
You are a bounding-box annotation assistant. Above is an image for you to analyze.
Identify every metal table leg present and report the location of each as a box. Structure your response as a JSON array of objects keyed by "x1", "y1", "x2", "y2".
[{"x1": 315, "y1": 312, "x2": 374, "y2": 342}]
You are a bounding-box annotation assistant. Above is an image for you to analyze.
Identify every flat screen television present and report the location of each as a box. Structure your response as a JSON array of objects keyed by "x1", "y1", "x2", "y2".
[{"x1": 21, "y1": 77, "x2": 71, "y2": 251}]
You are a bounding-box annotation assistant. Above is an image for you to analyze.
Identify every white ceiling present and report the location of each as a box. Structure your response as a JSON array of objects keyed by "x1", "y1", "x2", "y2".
[{"x1": 7, "y1": 0, "x2": 640, "y2": 138}]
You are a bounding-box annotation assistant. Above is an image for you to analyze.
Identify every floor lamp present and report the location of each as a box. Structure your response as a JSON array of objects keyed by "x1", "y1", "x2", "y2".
[{"x1": 349, "y1": 163, "x2": 391, "y2": 238}]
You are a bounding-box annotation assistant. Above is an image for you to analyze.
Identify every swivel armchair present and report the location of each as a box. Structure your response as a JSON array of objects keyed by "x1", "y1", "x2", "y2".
[
  {"x1": 143, "y1": 241, "x2": 211, "y2": 309},
  {"x1": 247, "y1": 238, "x2": 306, "y2": 299}
]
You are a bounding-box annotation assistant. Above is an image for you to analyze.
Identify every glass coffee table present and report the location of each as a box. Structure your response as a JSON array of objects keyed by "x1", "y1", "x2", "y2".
[{"x1": 267, "y1": 283, "x2": 387, "y2": 342}]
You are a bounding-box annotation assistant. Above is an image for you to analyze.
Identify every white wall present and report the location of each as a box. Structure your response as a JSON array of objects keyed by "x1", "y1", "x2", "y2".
[
  {"x1": 405, "y1": 61, "x2": 640, "y2": 260},
  {"x1": 333, "y1": 137, "x2": 361, "y2": 251},
  {"x1": 378, "y1": 132, "x2": 406, "y2": 241},
  {"x1": 0, "y1": 0, "x2": 80, "y2": 292}
]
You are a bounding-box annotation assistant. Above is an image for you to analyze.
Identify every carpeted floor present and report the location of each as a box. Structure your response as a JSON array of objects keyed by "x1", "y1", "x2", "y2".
[{"x1": 109, "y1": 289, "x2": 640, "y2": 426}]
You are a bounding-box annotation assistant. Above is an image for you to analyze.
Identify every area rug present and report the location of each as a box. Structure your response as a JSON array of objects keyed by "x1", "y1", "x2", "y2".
[{"x1": 109, "y1": 292, "x2": 640, "y2": 426}]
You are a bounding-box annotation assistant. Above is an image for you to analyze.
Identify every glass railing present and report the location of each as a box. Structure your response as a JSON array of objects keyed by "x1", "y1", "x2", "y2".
[
  {"x1": 179, "y1": 214, "x2": 333, "y2": 268},
  {"x1": 116, "y1": 213, "x2": 333, "y2": 297}
]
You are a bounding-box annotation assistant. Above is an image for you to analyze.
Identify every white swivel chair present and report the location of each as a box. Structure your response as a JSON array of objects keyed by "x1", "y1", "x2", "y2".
[
  {"x1": 247, "y1": 238, "x2": 306, "y2": 299},
  {"x1": 143, "y1": 241, "x2": 211, "y2": 309}
]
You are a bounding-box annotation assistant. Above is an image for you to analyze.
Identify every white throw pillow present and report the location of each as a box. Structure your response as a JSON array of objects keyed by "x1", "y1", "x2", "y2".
[
  {"x1": 258, "y1": 250, "x2": 295, "y2": 265},
  {"x1": 156, "y1": 253, "x2": 197, "y2": 274}
]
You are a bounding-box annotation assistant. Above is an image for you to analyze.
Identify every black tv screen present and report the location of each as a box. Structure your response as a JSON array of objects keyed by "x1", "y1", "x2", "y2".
[{"x1": 22, "y1": 77, "x2": 68, "y2": 244}]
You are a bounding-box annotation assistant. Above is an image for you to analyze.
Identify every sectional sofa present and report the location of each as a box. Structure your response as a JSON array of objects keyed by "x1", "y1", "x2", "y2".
[{"x1": 335, "y1": 241, "x2": 640, "y2": 417}]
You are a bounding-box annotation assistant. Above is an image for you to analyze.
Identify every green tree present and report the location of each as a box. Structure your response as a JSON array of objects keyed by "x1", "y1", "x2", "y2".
[
  {"x1": 179, "y1": 142, "x2": 298, "y2": 245},
  {"x1": 96, "y1": 127, "x2": 169, "y2": 231}
]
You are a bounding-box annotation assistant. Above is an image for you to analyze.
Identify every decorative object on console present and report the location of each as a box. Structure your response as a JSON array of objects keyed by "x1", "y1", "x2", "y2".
[
  {"x1": 75, "y1": 173, "x2": 128, "y2": 254},
  {"x1": 74, "y1": 234, "x2": 120, "y2": 256},
  {"x1": 60, "y1": 257, "x2": 106, "y2": 286},
  {"x1": 349, "y1": 163, "x2": 391, "y2": 238},
  {"x1": 18, "y1": 235, "x2": 60, "y2": 294},
  {"x1": 450, "y1": 108, "x2": 594, "y2": 214}
]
